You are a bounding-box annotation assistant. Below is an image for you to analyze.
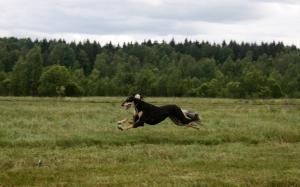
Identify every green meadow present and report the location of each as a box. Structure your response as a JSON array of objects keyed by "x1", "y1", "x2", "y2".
[{"x1": 0, "y1": 97, "x2": 300, "y2": 186}]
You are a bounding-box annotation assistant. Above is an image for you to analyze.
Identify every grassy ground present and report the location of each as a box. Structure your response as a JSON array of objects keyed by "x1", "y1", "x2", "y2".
[{"x1": 0, "y1": 97, "x2": 300, "y2": 186}]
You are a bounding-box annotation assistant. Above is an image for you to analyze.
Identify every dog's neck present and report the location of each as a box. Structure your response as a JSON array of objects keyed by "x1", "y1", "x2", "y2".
[
  {"x1": 135, "y1": 99, "x2": 141, "y2": 107},
  {"x1": 134, "y1": 99, "x2": 142, "y2": 112}
]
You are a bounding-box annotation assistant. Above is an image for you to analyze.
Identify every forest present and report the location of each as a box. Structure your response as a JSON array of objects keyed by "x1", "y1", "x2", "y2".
[{"x1": 0, "y1": 36, "x2": 299, "y2": 98}]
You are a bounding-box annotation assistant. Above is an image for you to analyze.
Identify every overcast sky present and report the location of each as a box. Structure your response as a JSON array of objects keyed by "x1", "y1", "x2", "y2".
[{"x1": 1, "y1": 0, "x2": 299, "y2": 47}]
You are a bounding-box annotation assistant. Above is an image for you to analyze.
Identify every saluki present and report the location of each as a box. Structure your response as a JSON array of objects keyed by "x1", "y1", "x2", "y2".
[{"x1": 117, "y1": 94, "x2": 204, "y2": 130}]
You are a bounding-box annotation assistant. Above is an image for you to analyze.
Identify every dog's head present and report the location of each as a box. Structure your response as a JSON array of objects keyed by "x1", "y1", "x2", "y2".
[{"x1": 121, "y1": 94, "x2": 144, "y2": 110}]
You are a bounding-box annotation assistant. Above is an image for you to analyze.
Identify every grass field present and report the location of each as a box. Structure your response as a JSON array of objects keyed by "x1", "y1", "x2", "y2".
[{"x1": 0, "y1": 97, "x2": 300, "y2": 187}]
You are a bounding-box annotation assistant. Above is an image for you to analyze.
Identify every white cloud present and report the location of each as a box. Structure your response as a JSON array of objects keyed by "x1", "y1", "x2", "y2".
[{"x1": 0, "y1": 0, "x2": 299, "y2": 47}]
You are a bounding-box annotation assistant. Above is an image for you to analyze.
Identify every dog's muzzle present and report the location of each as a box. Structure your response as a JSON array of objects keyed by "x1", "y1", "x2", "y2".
[
  {"x1": 125, "y1": 104, "x2": 131, "y2": 110},
  {"x1": 122, "y1": 102, "x2": 132, "y2": 110}
]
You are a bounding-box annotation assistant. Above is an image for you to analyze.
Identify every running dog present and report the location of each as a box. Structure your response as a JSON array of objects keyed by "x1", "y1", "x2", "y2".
[{"x1": 117, "y1": 94, "x2": 204, "y2": 130}]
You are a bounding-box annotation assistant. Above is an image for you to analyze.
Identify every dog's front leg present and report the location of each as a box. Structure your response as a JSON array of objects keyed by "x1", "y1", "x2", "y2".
[
  {"x1": 117, "y1": 119, "x2": 135, "y2": 130},
  {"x1": 117, "y1": 118, "x2": 135, "y2": 124},
  {"x1": 118, "y1": 112, "x2": 145, "y2": 131},
  {"x1": 118, "y1": 122, "x2": 145, "y2": 130},
  {"x1": 118, "y1": 110, "x2": 139, "y2": 126},
  {"x1": 118, "y1": 120, "x2": 144, "y2": 130},
  {"x1": 118, "y1": 124, "x2": 134, "y2": 130}
]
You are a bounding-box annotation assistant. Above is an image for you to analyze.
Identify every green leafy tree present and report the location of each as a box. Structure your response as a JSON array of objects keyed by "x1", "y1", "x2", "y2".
[
  {"x1": 135, "y1": 69, "x2": 157, "y2": 95},
  {"x1": 219, "y1": 46, "x2": 234, "y2": 63},
  {"x1": 0, "y1": 48, "x2": 11, "y2": 72},
  {"x1": 267, "y1": 77, "x2": 283, "y2": 98},
  {"x1": 72, "y1": 68, "x2": 89, "y2": 95},
  {"x1": 9, "y1": 50, "x2": 20, "y2": 69},
  {"x1": 87, "y1": 68, "x2": 101, "y2": 96},
  {"x1": 38, "y1": 65, "x2": 71, "y2": 96},
  {"x1": 285, "y1": 77, "x2": 300, "y2": 97},
  {"x1": 0, "y1": 71, "x2": 6, "y2": 84},
  {"x1": 111, "y1": 70, "x2": 128, "y2": 95},
  {"x1": 142, "y1": 46, "x2": 158, "y2": 65},
  {"x1": 127, "y1": 44, "x2": 150, "y2": 65},
  {"x1": 197, "y1": 83, "x2": 209, "y2": 97},
  {"x1": 47, "y1": 43, "x2": 75, "y2": 67},
  {"x1": 200, "y1": 42, "x2": 212, "y2": 59},
  {"x1": 242, "y1": 51, "x2": 253, "y2": 64},
  {"x1": 77, "y1": 49, "x2": 91, "y2": 75},
  {"x1": 1, "y1": 79, "x2": 12, "y2": 96},
  {"x1": 56, "y1": 86, "x2": 65, "y2": 97},
  {"x1": 269, "y1": 70, "x2": 282, "y2": 84},
  {"x1": 198, "y1": 58, "x2": 216, "y2": 80},
  {"x1": 1, "y1": 37, "x2": 300, "y2": 98},
  {"x1": 181, "y1": 77, "x2": 194, "y2": 96},
  {"x1": 158, "y1": 55, "x2": 170, "y2": 70},
  {"x1": 241, "y1": 65, "x2": 268, "y2": 98},
  {"x1": 226, "y1": 81, "x2": 241, "y2": 98},
  {"x1": 10, "y1": 45, "x2": 43, "y2": 96},
  {"x1": 111, "y1": 53, "x2": 126, "y2": 73},
  {"x1": 72, "y1": 60, "x2": 81, "y2": 70},
  {"x1": 100, "y1": 77, "x2": 111, "y2": 96},
  {"x1": 255, "y1": 53, "x2": 273, "y2": 76},
  {"x1": 166, "y1": 66, "x2": 182, "y2": 96},
  {"x1": 282, "y1": 63, "x2": 300, "y2": 96},
  {"x1": 221, "y1": 57, "x2": 235, "y2": 77},
  {"x1": 155, "y1": 43, "x2": 174, "y2": 59},
  {"x1": 65, "y1": 82, "x2": 85, "y2": 97},
  {"x1": 197, "y1": 79, "x2": 220, "y2": 98},
  {"x1": 93, "y1": 53, "x2": 110, "y2": 77},
  {"x1": 156, "y1": 76, "x2": 167, "y2": 96},
  {"x1": 0, "y1": 71, "x2": 10, "y2": 95},
  {"x1": 10, "y1": 56, "x2": 27, "y2": 95},
  {"x1": 178, "y1": 54, "x2": 196, "y2": 78},
  {"x1": 25, "y1": 44, "x2": 44, "y2": 96}
]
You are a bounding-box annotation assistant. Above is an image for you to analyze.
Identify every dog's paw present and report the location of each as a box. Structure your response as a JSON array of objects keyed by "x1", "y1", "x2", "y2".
[
  {"x1": 118, "y1": 125, "x2": 124, "y2": 130},
  {"x1": 117, "y1": 121, "x2": 122, "y2": 124},
  {"x1": 191, "y1": 123, "x2": 200, "y2": 130}
]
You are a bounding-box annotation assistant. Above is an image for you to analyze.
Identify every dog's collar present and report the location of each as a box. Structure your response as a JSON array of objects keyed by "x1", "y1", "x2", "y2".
[
  {"x1": 135, "y1": 100, "x2": 141, "y2": 112},
  {"x1": 135, "y1": 100, "x2": 141, "y2": 107}
]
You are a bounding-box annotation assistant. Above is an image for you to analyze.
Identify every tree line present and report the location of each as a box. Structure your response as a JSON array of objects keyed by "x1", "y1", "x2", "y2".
[{"x1": 0, "y1": 36, "x2": 299, "y2": 98}]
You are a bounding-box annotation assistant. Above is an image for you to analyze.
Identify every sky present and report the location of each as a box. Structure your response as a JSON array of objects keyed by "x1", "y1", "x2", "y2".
[{"x1": 1, "y1": 0, "x2": 299, "y2": 47}]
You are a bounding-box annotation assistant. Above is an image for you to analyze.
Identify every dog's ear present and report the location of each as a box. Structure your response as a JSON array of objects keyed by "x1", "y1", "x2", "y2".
[
  {"x1": 134, "y1": 93, "x2": 145, "y2": 100},
  {"x1": 134, "y1": 94, "x2": 141, "y2": 99},
  {"x1": 131, "y1": 93, "x2": 145, "y2": 100}
]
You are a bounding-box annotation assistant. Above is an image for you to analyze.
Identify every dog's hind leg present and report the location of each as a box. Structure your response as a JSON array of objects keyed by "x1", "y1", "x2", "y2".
[
  {"x1": 171, "y1": 107, "x2": 202, "y2": 130},
  {"x1": 169, "y1": 116, "x2": 200, "y2": 130},
  {"x1": 169, "y1": 116, "x2": 185, "y2": 126}
]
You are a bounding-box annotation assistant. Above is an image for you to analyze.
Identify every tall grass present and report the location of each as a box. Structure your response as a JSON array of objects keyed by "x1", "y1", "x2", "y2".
[{"x1": 0, "y1": 97, "x2": 300, "y2": 186}]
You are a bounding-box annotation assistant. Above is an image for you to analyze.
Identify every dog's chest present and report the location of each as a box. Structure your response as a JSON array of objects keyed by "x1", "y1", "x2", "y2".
[{"x1": 135, "y1": 108, "x2": 143, "y2": 118}]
